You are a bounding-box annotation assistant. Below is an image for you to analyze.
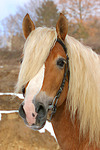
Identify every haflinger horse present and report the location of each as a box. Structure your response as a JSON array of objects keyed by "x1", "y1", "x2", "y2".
[{"x1": 16, "y1": 13, "x2": 100, "y2": 149}]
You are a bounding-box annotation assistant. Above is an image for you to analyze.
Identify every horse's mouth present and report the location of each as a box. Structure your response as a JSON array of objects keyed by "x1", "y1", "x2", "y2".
[
  {"x1": 21, "y1": 114, "x2": 47, "y2": 131},
  {"x1": 29, "y1": 121, "x2": 46, "y2": 131}
]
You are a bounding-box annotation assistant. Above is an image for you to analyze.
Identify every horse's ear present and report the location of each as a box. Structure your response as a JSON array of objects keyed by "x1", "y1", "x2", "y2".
[
  {"x1": 56, "y1": 13, "x2": 68, "y2": 41},
  {"x1": 22, "y1": 13, "x2": 35, "y2": 39}
]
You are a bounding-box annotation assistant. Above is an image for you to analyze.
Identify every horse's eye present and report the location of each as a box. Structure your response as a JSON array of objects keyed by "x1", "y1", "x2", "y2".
[
  {"x1": 57, "y1": 58, "x2": 66, "y2": 69},
  {"x1": 22, "y1": 87, "x2": 25, "y2": 97}
]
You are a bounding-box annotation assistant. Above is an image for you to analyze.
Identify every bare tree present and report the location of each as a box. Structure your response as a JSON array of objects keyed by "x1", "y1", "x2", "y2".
[
  {"x1": 0, "y1": 0, "x2": 100, "y2": 50},
  {"x1": 58, "y1": 0, "x2": 100, "y2": 23},
  {"x1": 1, "y1": 15, "x2": 20, "y2": 50},
  {"x1": 57, "y1": 0, "x2": 100, "y2": 41},
  {"x1": 1, "y1": 0, "x2": 41, "y2": 50}
]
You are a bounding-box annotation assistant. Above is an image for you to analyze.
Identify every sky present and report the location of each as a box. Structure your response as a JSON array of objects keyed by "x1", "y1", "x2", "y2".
[{"x1": 0, "y1": 0, "x2": 30, "y2": 21}]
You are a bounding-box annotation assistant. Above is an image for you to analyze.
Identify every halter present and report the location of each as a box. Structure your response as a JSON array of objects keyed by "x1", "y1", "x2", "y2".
[{"x1": 48, "y1": 38, "x2": 69, "y2": 121}]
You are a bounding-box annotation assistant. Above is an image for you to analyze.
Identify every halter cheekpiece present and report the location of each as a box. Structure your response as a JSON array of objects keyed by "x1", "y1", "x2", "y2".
[{"x1": 48, "y1": 38, "x2": 69, "y2": 121}]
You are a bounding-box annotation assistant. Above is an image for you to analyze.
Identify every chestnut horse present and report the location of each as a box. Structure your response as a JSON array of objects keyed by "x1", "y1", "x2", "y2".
[{"x1": 16, "y1": 13, "x2": 100, "y2": 150}]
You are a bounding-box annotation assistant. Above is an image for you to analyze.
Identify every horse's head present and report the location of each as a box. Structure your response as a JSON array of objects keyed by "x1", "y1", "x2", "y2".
[{"x1": 18, "y1": 13, "x2": 69, "y2": 130}]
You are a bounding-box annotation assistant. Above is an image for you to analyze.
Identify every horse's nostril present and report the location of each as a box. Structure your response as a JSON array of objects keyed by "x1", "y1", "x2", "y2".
[
  {"x1": 32, "y1": 113, "x2": 35, "y2": 117},
  {"x1": 36, "y1": 102, "x2": 46, "y2": 119},
  {"x1": 19, "y1": 103, "x2": 26, "y2": 119}
]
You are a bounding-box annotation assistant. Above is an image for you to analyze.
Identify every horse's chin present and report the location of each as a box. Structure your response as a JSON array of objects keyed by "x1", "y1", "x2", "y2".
[
  {"x1": 24, "y1": 118, "x2": 46, "y2": 131},
  {"x1": 30, "y1": 121, "x2": 46, "y2": 131}
]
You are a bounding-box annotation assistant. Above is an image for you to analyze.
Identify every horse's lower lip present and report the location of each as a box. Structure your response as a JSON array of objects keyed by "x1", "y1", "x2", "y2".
[
  {"x1": 20, "y1": 111, "x2": 47, "y2": 130},
  {"x1": 28, "y1": 121, "x2": 46, "y2": 131},
  {"x1": 23, "y1": 117, "x2": 46, "y2": 130}
]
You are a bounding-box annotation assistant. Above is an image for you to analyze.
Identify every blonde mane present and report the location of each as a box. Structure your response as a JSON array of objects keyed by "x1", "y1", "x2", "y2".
[
  {"x1": 65, "y1": 35, "x2": 100, "y2": 145},
  {"x1": 16, "y1": 27, "x2": 100, "y2": 145},
  {"x1": 16, "y1": 27, "x2": 57, "y2": 91}
]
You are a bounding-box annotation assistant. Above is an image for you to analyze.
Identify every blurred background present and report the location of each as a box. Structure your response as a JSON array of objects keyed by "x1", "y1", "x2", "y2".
[
  {"x1": 0, "y1": 0, "x2": 100, "y2": 149},
  {"x1": 0, "y1": 0, "x2": 100, "y2": 52}
]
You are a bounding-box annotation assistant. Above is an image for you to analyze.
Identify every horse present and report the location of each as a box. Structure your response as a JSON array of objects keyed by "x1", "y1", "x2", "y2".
[{"x1": 16, "y1": 13, "x2": 100, "y2": 150}]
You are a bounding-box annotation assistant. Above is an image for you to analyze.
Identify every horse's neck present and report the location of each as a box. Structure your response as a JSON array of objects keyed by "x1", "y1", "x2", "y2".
[
  {"x1": 51, "y1": 101, "x2": 98, "y2": 150},
  {"x1": 51, "y1": 101, "x2": 79, "y2": 149}
]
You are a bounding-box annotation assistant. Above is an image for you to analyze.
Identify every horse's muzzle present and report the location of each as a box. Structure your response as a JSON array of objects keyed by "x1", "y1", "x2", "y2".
[{"x1": 19, "y1": 101, "x2": 47, "y2": 130}]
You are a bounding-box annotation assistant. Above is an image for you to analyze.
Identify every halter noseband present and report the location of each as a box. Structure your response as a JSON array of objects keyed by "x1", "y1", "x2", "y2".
[{"x1": 48, "y1": 38, "x2": 69, "y2": 121}]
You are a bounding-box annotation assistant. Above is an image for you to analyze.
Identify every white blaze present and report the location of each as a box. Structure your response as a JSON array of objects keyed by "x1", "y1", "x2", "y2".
[
  {"x1": 23, "y1": 64, "x2": 45, "y2": 125},
  {"x1": 25, "y1": 64, "x2": 45, "y2": 101}
]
